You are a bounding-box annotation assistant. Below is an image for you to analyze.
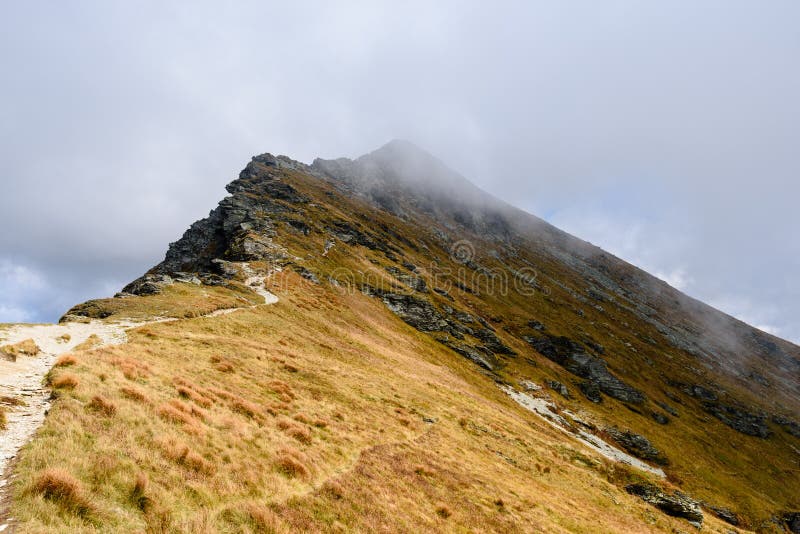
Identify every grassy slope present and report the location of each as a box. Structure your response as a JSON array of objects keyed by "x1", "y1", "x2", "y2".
[
  {"x1": 8, "y1": 162, "x2": 798, "y2": 532},
  {"x1": 8, "y1": 272, "x2": 738, "y2": 533}
]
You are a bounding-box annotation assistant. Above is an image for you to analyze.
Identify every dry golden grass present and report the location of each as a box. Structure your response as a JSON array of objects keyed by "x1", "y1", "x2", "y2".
[
  {"x1": 54, "y1": 354, "x2": 77, "y2": 367},
  {"x1": 50, "y1": 373, "x2": 79, "y2": 390},
  {"x1": 6, "y1": 160, "x2": 794, "y2": 530},
  {"x1": 73, "y1": 334, "x2": 102, "y2": 352},
  {"x1": 28, "y1": 469, "x2": 95, "y2": 520},
  {"x1": 87, "y1": 395, "x2": 117, "y2": 416},
  {"x1": 6, "y1": 272, "x2": 746, "y2": 533},
  {"x1": 1, "y1": 338, "x2": 40, "y2": 358}
]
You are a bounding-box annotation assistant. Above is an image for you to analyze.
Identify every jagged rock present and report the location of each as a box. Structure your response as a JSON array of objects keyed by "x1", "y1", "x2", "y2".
[
  {"x1": 650, "y1": 411, "x2": 670, "y2": 425},
  {"x1": 680, "y1": 383, "x2": 718, "y2": 402},
  {"x1": 436, "y1": 337, "x2": 496, "y2": 371},
  {"x1": 474, "y1": 328, "x2": 515, "y2": 355},
  {"x1": 526, "y1": 335, "x2": 645, "y2": 404},
  {"x1": 173, "y1": 272, "x2": 201, "y2": 285},
  {"x1": 579, "y1": 381, "x2": 602, "y2": 403},
  {"x1": 705, "y1": 505, "x2": 740, "y2": 527},
  {"x1": 701, "y1": 402, "x2": 771, "y2": 438},
  {"x1": 433, "y1": 287, "x2": 453, "y2": 300},
  {"x1": 783, "y1": 512, "x2": 800, "y2": 533},
  {"x1": 625, "y1": 483, "x2": 703, "y2": 526},
  {"x1": 452, "y1": 311, "x2": 473, "y2": 324},
  {"x1": 657, "y1": 401, "x2": 679, "y2": 417},
  {"x1": 546, "y1": 380, "x2": 570, "y2": 398},
  {"x1": 772, "y1": 415, "x2": 800, "y2": 438},
  {"x1": 381, "y1": 293, "x2": 448, "y2": 333},
  {"x1": 527, "y1": 320, "x2": 546, "y2": 331},
  {"x1": 604, "y1": 427, "x2": 669, "y2": 465},
  {"x1": 60, "y1": 301, "x2": 114, "y2": 322},
  {"x1": 520, "y1": 380, "x2": 542, "y2": 392},
  {"x1": 396, "y1": 274, "x2": 428, "y2": 293},
  {"x1": 198, "y1": 273, "x2": 228, "y2": 286},
  {"x1": 294, "y1": 266, "x2": 320, "y2": 284},
  {"x1": 122, "y1": 274, "x2": 174, "y2": 296}
]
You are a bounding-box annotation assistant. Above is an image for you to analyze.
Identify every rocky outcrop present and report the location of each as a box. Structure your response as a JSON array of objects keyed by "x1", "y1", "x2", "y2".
[
  {"x1": 772, "y1": 415, "x2": 800, "y2": 438},
  {"x1": 702, "y1": 402, "x2": 771, "y2": 438},
  {"x1": 121, "y1": 273, "x2": 175, "y2": 296},
  {"x1": 625, "y1": 483, "x2": 703, "y2": 526},
  {"x1": 546, "y1": 380, "x2": 570, "y2": 398},
  {"x1": 604, "y1": 428, "x2": 669, "y2": 465},
  {"x1": 705, "y1": 505, "x2": 740, "y2": 527},
  {"x1": 437, "y1": 337, "x2": 497, "y2": 371},
  {"x1": 783, "y1": 512, "x2": 800, "y2": 533},
  {"x1": 151, "y1": 154, "x2": 302, "y2": 275},
  {"x1": 380, "y1": 293, "x2": 449, "y2": 333},
  {"x1": 525, "y1": 335, "x2": 645, "y2": 404},
  {"x1": 474, "y1": 328, "x2": 516, "y2": 355}
]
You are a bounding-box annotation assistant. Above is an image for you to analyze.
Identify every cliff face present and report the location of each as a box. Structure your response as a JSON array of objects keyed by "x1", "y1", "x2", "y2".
[{"x1": 73, "y1": 140, "x2": 799, "y2": 528}]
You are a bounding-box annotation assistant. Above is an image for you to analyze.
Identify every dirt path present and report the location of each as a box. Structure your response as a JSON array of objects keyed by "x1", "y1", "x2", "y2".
[{"x1": 0, "y1": 319, "x2": 143, "y2": 525}]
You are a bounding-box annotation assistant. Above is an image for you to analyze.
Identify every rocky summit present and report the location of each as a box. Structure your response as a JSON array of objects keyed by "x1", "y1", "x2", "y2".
[{"x1": 6, "y1": 141, "x2": 799, "y2": 533}]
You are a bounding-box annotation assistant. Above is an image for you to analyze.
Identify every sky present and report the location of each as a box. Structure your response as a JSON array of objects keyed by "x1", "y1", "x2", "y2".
[{"x1": 0, "y1": 1, "x2": 798, "y2": 343}]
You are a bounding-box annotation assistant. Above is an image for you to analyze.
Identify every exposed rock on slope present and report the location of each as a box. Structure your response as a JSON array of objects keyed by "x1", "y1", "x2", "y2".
[{"x1": 34, "y1": 140, "x2": 800, "y2": 530}]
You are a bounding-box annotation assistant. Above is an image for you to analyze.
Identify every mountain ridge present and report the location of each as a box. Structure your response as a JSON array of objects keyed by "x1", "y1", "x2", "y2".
[{"x1": 21, "y1": 141, "x2": 800, "y2": 531}]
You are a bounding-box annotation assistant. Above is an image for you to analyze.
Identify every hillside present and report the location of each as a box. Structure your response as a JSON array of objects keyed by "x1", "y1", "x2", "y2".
[{"x1": 2, "y1": 141, "x2": 798, "y2": 533}]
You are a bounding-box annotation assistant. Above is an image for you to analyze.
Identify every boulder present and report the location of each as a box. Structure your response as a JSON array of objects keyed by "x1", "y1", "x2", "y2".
[
  {"x1": 702, "y1": 402, "x2": 771, "y2": 438},
  {"x1": 546, "y1": 380, "x2": 570, "y2": 398},
  {"x1": 605, "y1": 428, "x2": 669, "y2": 465},
  {"x1": 436, "y1": 337, "x2": 496, "y2": 371},
  {"x1": 473, "y1": 328, "x2": 516, "y2": 355},
  {"x1": 625, "y1": 483, "x2": 703, "y2": 526},
  {"x1": 382, "y1": 293, "x2": 449, "y2": 333},
  {"x1": 705, "y1": 505, "x2": 740, "y2": 527},
  {"x1": 783, "y1": 512, "x2": 800, "y2": 533},
  {"x1": 121, "y1": 274, "x2": 174, "y2": 296}
]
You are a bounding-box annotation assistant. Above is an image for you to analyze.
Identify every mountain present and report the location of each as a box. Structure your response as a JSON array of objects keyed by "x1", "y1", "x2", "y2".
[{"x1": 5, "y1": 141, "x2": 799, "y2": 532}]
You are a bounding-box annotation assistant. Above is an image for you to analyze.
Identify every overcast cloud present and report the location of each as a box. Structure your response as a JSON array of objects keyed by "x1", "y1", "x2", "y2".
[{"x1": 1, "y1": 1, "x2": 798, "y2": 342}]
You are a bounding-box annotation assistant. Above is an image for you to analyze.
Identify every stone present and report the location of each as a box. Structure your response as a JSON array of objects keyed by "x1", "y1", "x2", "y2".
[
  {"x1": 121, "y1": 274, "x2": 174, "y2": 296},
  {"x1": 436, "y1": 337, "x2": 496, "y2": 371},
  {"x1": 783, "y1": 512, "x2": 800, "y2": 533},
  {"x1": 625, "y1": 483, "x2": 703, "y2": 526},
  {"x1": 772, "y1": 415, "x2": 800, "y2": 438},
  {"x1": 579, "y1": 381, "x2": 602, "y2": 403},
  {"x1": 381, "y1": 293, "x2": 448, "y2": 333},
  {"x1": 520, "y1": 380, "x2": 542, "y2": 392},
  {"x1": 604, "y1": 427, "x2": 669, "y2": 465},
  {"x1": 294, "y1": 266, "x2": 320, "y2": 284},
  {"x1": 657, "y1": 401, "x2": 679, "y2": 417},
  {"x1": 706, "y1": 505, "x2": 740, "y2": 527},
  {"x1": 650, "y1": 411, "x2": 670, "y2": 425},
  {"x1": 701, "y1": 402, "x2": 770, "y2": 438},
  {"x1": 473, "y1": 328, "x2": 516, "y2": 355},
  {"x1": 546, "y1": 380, "x2": 570, "y2": 398}
]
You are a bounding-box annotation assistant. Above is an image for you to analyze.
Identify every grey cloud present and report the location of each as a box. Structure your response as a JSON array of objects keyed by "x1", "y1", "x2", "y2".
[{"x1": 0, "y1": 1, "x2": 798, "y2": 341}]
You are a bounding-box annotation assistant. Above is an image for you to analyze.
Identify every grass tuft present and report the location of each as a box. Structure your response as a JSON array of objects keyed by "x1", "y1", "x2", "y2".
[
  {"x1": 51, "y1": 373, "x2": 79, "y2": 389},
  {"x1": 30, "y1": 469, "x2": 94, "y2": 519},
  {"x1": 54, "y1": 354, "x2": 78, "y2": 367},
  {"x1": 87, "y1": 395, "x2": 117, "y2": 416},
  {"x1": 274, "y1": 448, "x2": 309, "y2": 479}
]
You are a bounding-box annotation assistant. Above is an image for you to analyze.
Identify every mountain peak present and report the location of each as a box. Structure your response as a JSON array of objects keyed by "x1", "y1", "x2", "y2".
[{"x1": 51, "y1": 145, "x2": 800, "y2": 532}]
